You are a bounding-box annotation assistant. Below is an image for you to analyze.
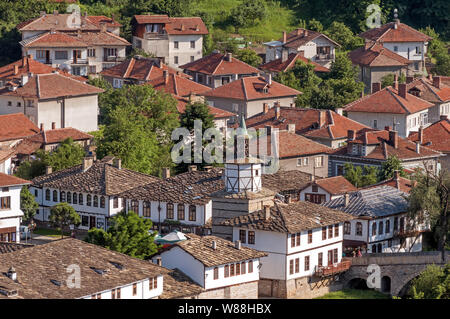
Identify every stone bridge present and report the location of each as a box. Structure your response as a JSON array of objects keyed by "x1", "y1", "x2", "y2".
[{"x1": 340, "y1": 251, "x2": 450, "y2": 296}]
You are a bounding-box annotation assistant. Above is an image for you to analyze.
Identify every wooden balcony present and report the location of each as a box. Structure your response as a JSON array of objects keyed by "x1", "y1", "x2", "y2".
[
  {"x1": 314, "y1": 259, "x2": 352, "y2": 277},
  {"x1": 393, "y1": 229, "x2": 425, "y2": 238},
  {"x1": 315, "y1": 54, "x2": 334, "y2": 61}
]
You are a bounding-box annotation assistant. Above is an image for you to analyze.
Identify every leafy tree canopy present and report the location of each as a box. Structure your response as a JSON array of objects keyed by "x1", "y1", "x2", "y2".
[
  {"x1": 20, "y1": 186, "x2": 39, "y2": 223},
  {"x1": 235, "y1": 48, "x2": 262, "y2": 67},
  {"x1": 379, "y1": 155, "x2": 406, "y2": 181},
  {"x1": 409, "y1": 264, "x2": 450, "y2": 299},
  {"x1": 49, "y1": 202, "x2": 81, "y2": 238},
  {"x1": 344, "y1": 162, "x2": 379, "y2": 187}
]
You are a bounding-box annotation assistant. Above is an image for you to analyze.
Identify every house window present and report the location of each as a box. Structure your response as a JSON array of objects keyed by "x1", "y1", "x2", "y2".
[
  {"x1": 344, "y1": 221, "x2": 351, "y2": 235},
  {"x1": 67, "y1": 192, "x2": 71, "y2": 204},
  {"x1": 295, "y1": 258, "x2": 300, "y2": 273},
  {"x1": 379, "y1": 221, "x2": 384, "y2": 235},
  {"x1": 7, "y1": 101, "x2": 12, "y2": 106},
  {"x1": 394, "y1": 46, "x2": 398, "y2": 52},
  {"x1": 236, "y1": 263, "x2": 240, "y2": 275},
  {"x1": 167, "y1": 203, "x2": 174, "y2": 219},
  {"x1": 87, "y1": 195, "x2": 92, "y2": 206},
  {"x1": 111, "y1": 289, "x2": 116, "y2": 299},
  {"x1": 373, "y1": 120, "x2": 377, "y2": 129},
  {"x1": 100, "y1": 196, "x2": 105, "y2": 208},
  {"x1": 322, "y1": 227, "x2": 327, "y2": 240},
  {"x1": 291, "y1": 234, "x2": 296, "y2": 247},
  {"x1": 117, "y1": 288, "x2": 121, "y2": 299},
  {"x1": 318, "y1": 252, "x2": 323, "y2": 267},
  {"x1": 174, "y1": 56, "x2": 179, "y2": 64},
  {"x1": 177, "y1": 204, "x2": 185, "y2": 220},
  {"x1": 55, "y1": 51, "x2": 68, "y2": 60},
  {"x1": 143, "y1": 201, "x2": 151, "y2": 217},
  {"x1": 17, "y1": 102, "x2": 21, "y2": 107},
  {"x1": 415, "y1": 46, "x2": 421, "y2": 54},
  {"x1": 214, "y1": 267, "x2": 219, "y2": 280},
  {"x1": 248, "y1": 260, "x2": 253, "y2": 273},
  {"x1": 36, "y1": 50, "x2": 46, "y2": 59},
  {"x1": 289, "y1": 260, "x2": 294, "y2": 275},
  {"x1": 153, "y1": 277, "x2": 157, "y2": 289},
  {"x1": 372, "y1": 222, "x2": 377, "y2": 236},
  {"x1": 394, "y1": 217, "x2": 399, "y2": 231},
  {"x1": 88, "y1": 49, "x2": 96, "y2": 57},
  {"x1": 304, "y1": 256, "x2": 310, "y2": 271},
  {"x1": 106, "y1": 48, "x2": 117, "y2": 57},
  {"x1": 174, "y1": 41, "x2": 179, "y2": 49},
  {"x1": 82, "y1": 215, "x2": 89, "y2": 227},
  {"x1": 132, "y1": 283, "x2": 137, "y2": 296},
  {"x1": 240, "y1": 230, "x2": 246, "y2": 243},
  {"x1": 308, "y1": 230, "x2": 312, "y2": 243},
  {"x1": 113, "y1": 197, "x2": 119, "y2": 209},
  {"x1": 149, "y1": 277, "x2": 157, "y2": 290},
  {"x1": 333, "y1": 248, "x2": 338, "y2": 263},
  {"x1": 296, "y1": 232, "x2": 300, "y2": 246},
  {"x1": 53, "y1": 190, "x2": 58, "y2": 202},
  {"x1": 224, "y1": 265, "x2": 229, "y2": 278},
  {"x1": 45, "y1": 189, "x2": 50, "y2": 201},
  {"x1": 0, "y1": 196, "x2": 11, "y2": 209},
  {"x1": 89, "y1": 66, "x2": 96, "y2": 74},
  {"x1": 414, "y1": 62, "x2": 419, "y2": 71},
  {"x1": 79, "y1": 194, "x2": 84, "y2": 205},
  {"x1": 93, "y1": 195, "x2": 98, "y2": 207},
  {"x1": 356, "y1": 222, "x2": 362, "y2": 236},
  {"x1": 190, "y1": 56, "x2": 195, "y2": 62},
  {"x1": 315, "y1": 156, "x2": 324, "y2": 168},
  {"x1": 385, "y1": 220, "x2": 390, "y2": 234},
  {"x1": 189, "y1": 205, "x2": 196, "y2": 221},
  {"x1": 334, "y1": 224, "x2": 339, "y2": 237},
  {"x1": 312, "y1": 185, "x2": 318, "y2": 192},
  {"x1": 328, "y1": 225, "x2": 333, "y2": 238},
  {"x1": 73, "y1": 193, "x2": 77, "y2": 204},
  {"x1": 71, "y1": 66, "x2": 82, "y2": 76},
  {"x1": 230, "y1": 264, "x2": 235, "y2": 276},
  {"x1": 241, "y1": 262, "x2": 246, "y2": 274},
  {"x1": 190, "y1": 41, "x2": 195, "y2": 49},
  {"x1": 221, "y1": 76, "x2": 230, "y2": 85},
  {"x1": 248, "y1": 231, "x2": 255, "y2": 244}
]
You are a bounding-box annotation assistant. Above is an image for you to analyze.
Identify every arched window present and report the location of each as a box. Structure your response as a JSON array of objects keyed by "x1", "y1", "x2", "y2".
[
  {"x1": 372, "y1": 222, "x2": 377, "y2": 236},
  {"x1": 385, "y1": 220, "x2": 390, "y2": 233},
  {"x1": 177, "y1": 204, "x2": 185, "y2": 220},
  {"x1": 189, "y1": 205, "x2": 196, "y2": 221},
  {"x1": 60, "y1": 191, "x2": 66, "y2": 202},
  {"x1": 79, "y1": 193, "x2": 84, "y2": 205},
  {"x1": 356, "y1": 222, "x2": 362, "y2": 236},
  {"x1": 344, "y1": 221, "x2": 351, "y2": 235},
  {"x1": 213, "y1": 267, "x2": 219, "y2": 280},
  {"x1": 143, "y1": 201, "x2": 151, "y2": 217},
  {"x1": 45, "y1": 189, "x2": 50, "y2": 201},
  {"x1": 93, "y1": 195, "x2": 98, "y2": 207},
  {"x1": 67, "y1": 192, "x2": 71, "y2": 204},
  {"x1": 100, "y1": 196, "x2": 105, "y2": 208},
  {"x1": 53, "y1": 190, "x2": 58, "y2": 202},
  {"x1": 131, "y1": 200, "x2": 139, "y2": 214},
  {"x1": 379, "y1": 221, "x2": 384, "y2": 235},
  {"x1": 87, "y1": 195, "x2": 92, "y2": 206},
  {"x1": 73, "y1": 192, "x2": 77, "y2": 204},
  {"x1": 167, "y1": 203, "x2": 174, "y2": 219}
]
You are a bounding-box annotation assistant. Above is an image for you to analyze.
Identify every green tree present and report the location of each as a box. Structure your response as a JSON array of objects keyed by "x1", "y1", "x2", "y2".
[
  {"x1": 324, "y1": 21, "x2": 363, "y2": 51},
  {"x1": 15, "y1": 159, "x2": 46, "y2": 180},
  {"x1": 180, "y1": 102, "x2": 215, "y2": 133},
  {"x1": 344, "y1": 162, "x2": 379, "y2": 187},
  {"x1": 409, "y1": 264, "x2": 450, "y2": 299},
  {"x1": 308, "y1": 18, "x2": 323, "y2": 32},
  {"x1": 379, "y1": 155, "x2": 406, "y2": 181},
  {"x1": 86, "y1": 210, "x2": 158, "y2": 260},
  {"x1": 230, "y1": 0, "x2": 267, "y2": 28},
  {"x1": 381, "y1": 73, "x2": 406, "y2": 88},
  {"x1": 49, "y1": 202, "x2": 81, "y2": 238},
  {"x1": 235, "y1": 48, "x2": 262, "y2": 67},
  {"x1": 20, "y1": 186, "x2": 38, "y2": 223}
]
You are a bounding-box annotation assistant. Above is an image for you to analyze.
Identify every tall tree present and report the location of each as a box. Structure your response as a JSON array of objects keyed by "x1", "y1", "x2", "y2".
[
  {"x1": 235, "y1": 48, "x2": 263, "y2": 67},
  {"x1": 20, "y1": 186, "x2": 38, "y2": 223},
  {"x1": 409, "y1": 264, "x2": 450, "y2": 299},
  {"x1": 379, "y1": 155, "x2": 406, "y2": 181},
  {"x1": 86, "y1": 211, "x2": 158, "y2": 260},
  {"x1": 49, "y1": 202, "x2": 81, "y2": 238},
  {"x1": 344, "y1": 162, "x2": 379, "y2": 187}
]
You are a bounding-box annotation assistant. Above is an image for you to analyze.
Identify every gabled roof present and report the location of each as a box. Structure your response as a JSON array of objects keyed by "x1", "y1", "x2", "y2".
[
  {"x1": 359, "y1": 21, "x2": 432, "y2": 43},
  {"x1": 147, "y1": 73, "x2": 210, "y2": 97},
  {"x1": 0, "y1": 56, "x2": 53, "y2": 81},
  {"x1": 260, "y1": 53, "x2": 330, "y2": 73},
  {"x1": 172, "y1": 95, "x2": 234, "y2": 119},
  {"x1": 362, "y1": 176, "x2": 415, "y2": 194},
  {"x1": 17, "y1": 13, "x2": 100, "y2": 32},
  {"x1": 243, "y1": 107, "x2": 368, "y2": 140},
  {"x1": 344, "y1": 86, "x2": 434, "y2": 114},
  {"x1": 279, "y1": 28, "x2": 340, "y2": 49},
  {"x1": 86, "y1": 15, "x2": 122, "y2": 28},
  {"x1": 222, "y1": 200, "x2": 353, "y2": 233},
  {"x1": 32, "y1": 158, "x2": 159, "y2": 196},
  {"x1": 0, "y1": 113, "x2": 40, "y2": 142},
  {"x1": 302, "y1": 176, "x2": 357, "y2": 195},
  {"x1": 408, "y1": 117, "x2": 450, "y2": 153},
  {"x1": 203, "y1": 76, "x2": 301, "y2": 101},
  {"x1": 162, "y1": 234, "x2": 267, "y2": 267},
  {"x1": 322, "y1": 185, "x2": 408, "y2": 218},
  {"x1": 349, "y1": 43, "x2": 411, "y2": 67},
  {"x1": 180, "y1": 52, "x2": 260, "y2": 76},
  {"x1": 0, "y1": 173, "x2": 30, "y2": 187},
  {"x1": 0, "y1": 73, "x2": 104, "y2": 99},
  {"x1": 406, "y1": 76, "x2": 450, "y2": 103},
  {"x1": 133, "y1": 15, "x2": 208, "y2": 35}
]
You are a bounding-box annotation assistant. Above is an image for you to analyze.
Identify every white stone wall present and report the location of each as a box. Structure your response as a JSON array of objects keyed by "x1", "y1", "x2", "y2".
[
  {"x1": 0, "y1": 184, "x2": 25, "y2": 243},
  {"x1": 168, "y1": 34, "x2": 203, "y2": 68}
]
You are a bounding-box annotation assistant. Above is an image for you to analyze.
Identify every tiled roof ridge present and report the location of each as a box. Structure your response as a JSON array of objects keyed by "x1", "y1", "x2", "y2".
[
  {"x1": 172, "y1": 73, "x2": 179, "y2": 96},
  {"x1": 273, "y1": 201, "x2": 289, "y2": 232},
  {"x1": 386, "y1": 86, "x2": 411, "y2": 114},
  {"x1": 241, "y1": 77, "x2": 248, "y2": 101},
  {"x1": 36, "y1": 74, "x2": 41, "y2": 98},
  {"x1": 123, "y1": 58, "x2": 135, "y2": 78}
]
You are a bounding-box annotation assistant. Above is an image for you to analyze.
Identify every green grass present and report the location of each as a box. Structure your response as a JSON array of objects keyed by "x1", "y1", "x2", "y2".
[
  {"x1": 33, "y1": 227, "x2": 70, "y2": 238},
  {"x1": 315, "y1": 289, "x2": 390, "y2": 299}
]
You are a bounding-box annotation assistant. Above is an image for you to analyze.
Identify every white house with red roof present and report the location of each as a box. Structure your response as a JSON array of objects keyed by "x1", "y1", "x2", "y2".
[
  {"x1": 299, "y1": 176, "x2": 357, "y2": 204},
  {"x1": 0, "y1": 173, "x2": 30, "y2": 243},
  {"x1": 359, "y1": 19, "x2": 431, "y2": 74},
  {"x1": 345, "y1": 83, "x2": 434, "y2": 137},
  {"x1": 131, "y1": 15, "x2": 208, "y2": 68},
  {"x1": 180, "y1": 52, "x2": 260, "y2": 88}
]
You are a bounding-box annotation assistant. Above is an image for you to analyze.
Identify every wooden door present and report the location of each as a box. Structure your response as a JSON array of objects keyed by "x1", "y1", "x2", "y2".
[
  {"x1": 327, "y1": 250, "x2": 333, "y2": 266},
  {"x1": 89, "y1": 216, "x2": 96, "y2": 229}
]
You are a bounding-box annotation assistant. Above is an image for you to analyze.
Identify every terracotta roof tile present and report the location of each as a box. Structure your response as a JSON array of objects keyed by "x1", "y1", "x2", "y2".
[
  {"x1": 408, "y1": 118, "x2": 450, "y2": 152},
  {"x1": 305, "y1": 176, "x2": 357, "y2": 195},
  {"x1": 262, "y1": 131, "x2": 331, "y2": 158},
  {"x1": 17, "y1": 14, "x2": 100, "y2": 32},
  {"x1": 279, "y1": 28, "x2": 340, "y2": 49},
  {"x1": 21, "y1": 32, "x2": 87, "y2": 48},
  {"x1": 362, "y1": 176, "x2": 415, "y2": 193},
  {"x1": 260, "y1": 53, "x2": 330, "y2": 73},
  {"x1": 407, "y1": 77, "x2": 450, "y2": 103},
  {"x1": 349, "y1": 43, "x2": 411, "y2": 67},
  {"x1": 147, "y1": 73, "x2": 210, "y2": 97},
  {"x1": 359, "y1": 22, "x2": 432, "y2": 43},
  {"x1": 133, "y1": 15, "x2": 208, "y2": 35},
  {"x1": 0, "y1": 113, "x2": 40, "y2": 142},
  {"x1": 0, "y1": 172, "x2": 30, "y2": 187},
  {"x1": 86, "y1": 16, "x2": 122, "y2": 28},
  {"x1": 180, "y1": 52, "x2": 260, "y2": 75}
]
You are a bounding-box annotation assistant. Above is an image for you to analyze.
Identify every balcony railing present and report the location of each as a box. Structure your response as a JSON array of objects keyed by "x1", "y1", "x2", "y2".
[
  {"x1": 393, "y1": 228, "x2": 425, "y2": 238},
  {"x1": 72, "y1": 59, "x2": 88, "y2": 65},
  {"x1": 315, "y1": 54, "x2": 334, "y2": 61},
  {"x1": 314, "y1": 259, "x2": 352, "y2": 277},
  {"x1": 103, "y1": 56, "x2": 126, "y2": 63},
  {"x1": 145, "y1": 32, "x2": 168, "y2": 40}
]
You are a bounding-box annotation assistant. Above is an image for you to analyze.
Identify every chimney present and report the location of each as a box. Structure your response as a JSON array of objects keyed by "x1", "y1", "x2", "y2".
[
  {"x1": 275, "y1": 106, "x2": 281, "y2": 119},
  {"x1": 389, "y1": 130, "x2": 399, "y2": 149},
  {"x1": 394, "y1": 170, "x2": 400, "y2": 189},
  {"x1": 263, "y1": 103, "x2": 269, "y2": 114},
  {"x1": 281, "y1": 49, "x2": 288, "y2": 62},
  {"x1": 40, "y1": 123, "x2": 44, "y2": 131},
  {"x1": 265, "y1": 125, "x2": 272, "y2": 136},
  {"x1": 265, "y1": 73, "x2": 272, "y2": 85},
  {"x1": 156, "y1": 257, "x2": 162, "y2": 266},
  {"x1": 113, "y1": 158, "x2": 122, "y2": 169},
  {"x1": 235, "y1": 240, "x2": 241, "y2": 250},
  {"x1": 406, "y1": 76, "x2": 414, "y2": 84},
  {"x1": 162, "y1": 167, "x2": 170, "y2": 179},
  {"x1": 393, "y1": 74, "x2": 398, "y2": 90},
  {"x1": 51, "y1": 122, "x2": 56, "y2": 130},
  {"x1": 282, "y1": 31, "x2": 287, "y2": 43},
  {"x1": 100, "y1": 22, "x2": 107, "y2": 33},
  {"x1": 372, "y1": 82, "x2": 381, "y2": 93},
  {"x1": 188, "y1": 165, "x2": 197, "y2": 172},
  {"x1": 195, "y1": 24, "x2": 199, "y2": 31},
  {"x1": 288, "y1": 123, "x2": 295, "y2": 133},
  {"x1": 180, "y1": 24, "x2": 185, "y2": 31},
  {"x1": 82, "y1": 157, "x2": 94, "y2": 171},
  {"x1": 22, "y1": 56, "x2": 28, "y2": 68},
  {"x1": 304, "y1": 30, "x2": 308, "y2": 37},
  {"x1": 319, "y1": 111, "x2": 325, "y2": 128},
  {"x1": 296, "y1": 29, "x2": 302, "y2": 36},
  {"x1": 285, "y1": 194, "x2": 291, "y2": 204},
  {"x1": 211, "y1": 240, "x2": 217, "y2": 250},
  {"x1": 418, "y1": 126, "x2": 423, "y2": 144},
  {"x1": 163, "y1": 70, "x2": 169, "y2": 84},
  {"x1": 21, "y1": 74, "x2": 28, "y2": 86},
  {"x1": 428, "y1": 73, "x2": 433, "y2": 81},
  {"x1": 344, "y1": 193, "x2": 350, "y2": 207},
  {"x1": 347, "y1": 130, "x2": 355, "y2": 141},
  {"x1": 310, "y1": 173, "x2": 315, "y2": 182},
  {"x1": 415, "y1": 141, "x2": 420, "y2": 154},
  {"x1": 433, "y1": 76, "x2": 441, "y2": 89},
  {"x1": 264, "y1": 205, "x2": 271, "y2": 221},
  {"x1": 398, "y1": 83, "x2": 407, "y2": 98},
  {"x1": 7, "y1": 267, "x2": 17, "y2": 281},
  {"x1": 46, "y1": 166, "x2": 52, "y2": 175},
  {"x1": 364, "y1": 40, "x2": 372, "y2": 50},
  {"x1": 53, "y1": 10, "x2": 58, "y2": 15},
  {"x1": 13, "y1": 65, "x2": 18, "y2": 75},
  {"x1": 225, "y1": 52, "x2": 232, "y2": 62}
]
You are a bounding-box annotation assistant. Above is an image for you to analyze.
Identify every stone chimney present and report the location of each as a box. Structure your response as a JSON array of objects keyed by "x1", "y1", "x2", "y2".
[
  {"x1": 225, "y1": 52, "x2": 232, "y2": 62},
  {"x1": 372, "y1": 82, "x2": 381, "y2": 93},
  {"x1": 344, "y1": 193, "x2": 350, "y2": 207},
  {"x1": 433, "y1": 76, "x2": 441, "y2": 89},
  {"x1": 7, "y1": 267, "x2": 17, "y2": 281},
  {"x1": 319, "y1": 111, "x2": 326, "y2": 128},
  {"x1": 406, "y1": 76, "x2": 414, "y2": 84},
  {"x1": 347, "y1": 130, "x2": 355, "y2": 141},
  {"x1": 235, "y1": 240, "x2": 241, "y2": 250},
  {"x1": 163, "y1": 70, "x2": 169, "y2": 84},
  {"x1": 394, "y1": 170, "x2": 400, "y2": 189},
  {"x1": 13, "y1": 65, "x2": 18, "y2": 75},
  {"x1": 389, "y1": 130, "x2": 399, "y2": 149},
  {"x1": 415, "y1": 141, "x2": 420, "y2": 154},
  {"x1": 156, "y1": 257, "x2": 162, "y2": 266},
  {"x1": 162, "y1": 167, "x2": 170, "y2": 179},
  {"x1": 265, "y1": 73, "x2": 272, "y2": 85},
  {"x1": 275, "y1": 105, "x2": 281, "y2": 119},
  {"x1": 281, "y1": 49, "x2": 288, "y2": 63},
  {"x1": 264, "y1": 205, "x2": 271, "y2": 221},
  {"x1": 282, "y1": 31, "x2": 287, "y2": 43},
  {"x1": 393, "y1": 74, "x2": 398, "y2": 90},
  {"x1": 304, "y1": 30, "x2": 309, "y2": 36},
  {"x1": 263, "y1": 103, "x2": 269, "y2": 114},
  {"x1": 188, "y1": 165, "x2": 197, "y2": 172},
  {"x1": 51, "y1": 122, "x2": 56, "y2": 130},
  {"x1": 310, "y1": 173, "x2": 315, "y2": 182},
  {"x1": 113, "y1": 158, "x2": 121, "y2": 170},
  {"x1": 46, "y1": 166, "x2": 52, "y2": 175},
  {"x1": 288, "y1": 123, "x2": 295, "y2": 133},
  {"x1": 398, "y1": 83, "x2": 407, "y2": 98},
  {"x1": 418, "y1": 126, "x2": 423, "y2": 144},
  {"x1": 211, "y1": 240, "x2": 217, "y2": 250},
  {"x1": 82, "y1": 157, "x2": 94, "y2": 171},
  {"x1": 335, "y1": 108, "x2": 343, "y2": 116}
]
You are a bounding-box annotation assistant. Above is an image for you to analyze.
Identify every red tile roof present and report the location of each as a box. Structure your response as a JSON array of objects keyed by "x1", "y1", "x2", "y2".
[
  {"x1": 260, "y1": 53, "x2": 330, "y2": 73},
  {"x1": 302, "y1": 176, "x2": 357, "y2": 195},
  {"x1": 349, "y1": 43, "x2": 411, "y2": 67},
  {"x1": 171, "y1": 94, "x2": 234, "y2": 119},
  {"x1": 243, "y1": 107, "x2": 368, "y2": 140},
  {"x1": 408, "y1": 118, "x2": 450, "y2": 153},
  {"x1": 17, "y1": 14, "x2": 100, "y2": 32},
  {"x1": 180, "y1": 52, "x2": 260, "y2": 76},
  {"x1": 203, "y1": 76, "x2": 301, "y2": 101},
  {"x1": 406, "y1": 77, "x2": 450, "y2": 103},
  {"x1": 0, "y1": 73, "x2": 104, "y2": 99},
  {"x1": 279, "y1": 28, "x2": 340, "y2": 49},
  {"x1": 359, "y1": 21, "x2": 432, "y2": 43},
  {"x1": 147, "y1": 73, "x2": 210, "y2": 97},
  {"x1": 362, "y1": 176, "x2": 415, "y2": 193},
  {"x1": 133, "y1": 15, "x2": 208, "y2": 35},
  {"x1": 344, "y1": 86, "x2": 434, "y2": 114},
  {"x1": 21, "y1": 31, "x2": 130, "y2": 48},
  {"x1": 0, "y1": 113, "x2": 40, "y2": 142},
  {"x1": 86, "y1": 16, "x2": 122, "y2": 28},
  {"x1": 0, "y1": 173, "x2": 30, "y2": 187}
]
